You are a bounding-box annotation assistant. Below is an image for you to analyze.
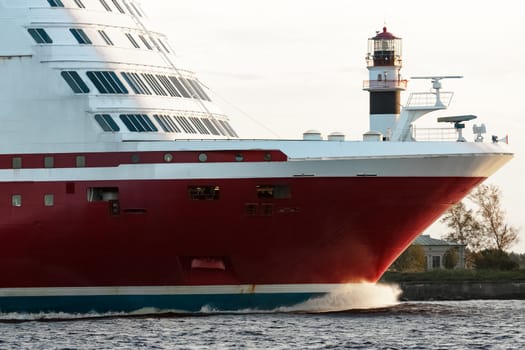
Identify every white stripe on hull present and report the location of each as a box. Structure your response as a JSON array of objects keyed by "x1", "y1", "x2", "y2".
[
  {"x1": 0, "y1": 284, "x2": 342, "y2": 297},
  {"x1": 0, "y1": 153, "x2": 512, "y2": 182}
]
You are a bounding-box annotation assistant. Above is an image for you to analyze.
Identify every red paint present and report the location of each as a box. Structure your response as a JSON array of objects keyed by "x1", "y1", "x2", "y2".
[{"x1": 0, "y1": 176, "x2": 484, "y2": 288}]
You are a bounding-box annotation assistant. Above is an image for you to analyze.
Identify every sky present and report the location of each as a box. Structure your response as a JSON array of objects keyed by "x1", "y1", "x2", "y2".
[{"x1": 142, "y1": 0, "x2": 525, "y2": 253}]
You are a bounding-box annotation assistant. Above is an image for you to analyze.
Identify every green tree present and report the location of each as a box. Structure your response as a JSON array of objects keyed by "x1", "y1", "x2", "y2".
[
  {"x1": 391, "y1": 244, "x2": 426, "y2": 272},
  {"x1": 440, "y1": 201, "x2": 485, "y2": 252},
  {"x1": 443, "y1": 247, "x2": 459, "y2": 269},
  {"x1": 441, "y1": 184, "x2": 519, "y2": 256},
  {"x1": 469, "y1": 184, "x2": 519, "y2": 252},
  {"x1": 473, "y1": 249, "x2": 519, "y2": 270}
]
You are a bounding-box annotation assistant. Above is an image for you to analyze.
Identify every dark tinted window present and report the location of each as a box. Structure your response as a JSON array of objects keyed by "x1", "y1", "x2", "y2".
[
  {"x1": 61, "y1": 71, "x2": 90, "y2": 93},
  {"x1": 111, "y1": 0, "x2": 125, "y2": 13},
  {"x1": 98, "y1": 30, "x2": 114, "y2": 45},
  {"x1": 99, "y1": 0, "x2": 112, "y2": 11},
  {"x1": 28, "y1": 28, "x2": 53, "y2": 44},
  {"x1": 87, "y1": 71, "x2": 128, "y2": 94},
  {"x1": 70, "y1": 28, "x2": 92, "y2": 44},
  {"x1": 120, "y1": 114, "x2": 157, "y2": 132},
  {"x1": 73, "y1": 0, "x2": 85, "y2": 8},
  {"x1": 95, "y1": 114, "x2": 120, "y2": 132},
  {"x1": 47, "y1": 0, "x2": 64, "y2": 7}
]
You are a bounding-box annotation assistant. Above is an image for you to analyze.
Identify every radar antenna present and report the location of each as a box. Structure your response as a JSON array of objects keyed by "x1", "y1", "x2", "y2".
[{"x1": 411, "y1": 76, "x2": 463, "y2": 107}]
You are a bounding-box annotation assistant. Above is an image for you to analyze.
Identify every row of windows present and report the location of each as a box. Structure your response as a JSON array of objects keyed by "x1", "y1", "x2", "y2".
[
  {"x1": 86, "y1": 71, "x2": 128, "y2": 94},
  {"x1": 28, "y1": 26, "x2": 171, "y2": 54},
  {"x1": 61, "y1": 70, "x2": 211, "y2": 102},
  {"x1": 11, "y1": 156, "x2": 86, "y2": 170},
  {"x1": 10, "y1": 184, "x2": 290, "y2": 208},
  {"x1": 11, "y1": 194, "x2": 55, "y2": 207},
  {"x1": 48, "y1": 0, "x2": 143, "y2": 18},
  {"x1": 94, "y1": 113, "x2": 239, "y2": 138}
]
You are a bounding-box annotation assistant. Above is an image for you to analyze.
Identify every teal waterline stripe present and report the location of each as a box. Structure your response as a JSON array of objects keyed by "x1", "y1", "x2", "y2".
[{"x1": 0, "y1": 292, "x2": 325, "y2": 313}]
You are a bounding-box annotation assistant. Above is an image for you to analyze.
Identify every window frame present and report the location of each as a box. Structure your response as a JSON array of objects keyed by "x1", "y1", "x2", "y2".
[
  {"x1": 61, "y1": 71, "x2": 90, "y2": 93},
  {"x1": 27, "y1": 28, "x2": 53, "y2": 44},
  {"x1": 70, "y1": 28, "x2": 92, "y2": 45}
]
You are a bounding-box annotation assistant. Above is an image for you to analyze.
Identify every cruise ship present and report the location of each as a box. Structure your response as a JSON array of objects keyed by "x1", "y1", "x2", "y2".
[{"x1": 0, "y1": 0, "x2": 512, "y2": 313}]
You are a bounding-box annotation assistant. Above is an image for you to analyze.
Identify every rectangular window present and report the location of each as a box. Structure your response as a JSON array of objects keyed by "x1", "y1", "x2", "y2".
[
  {"x1": 202, "y1": 118, "x2": 220, "y2": 136},
  {"x1": 119, "y1": 114, "x2": 157, "y2": 132},
  {"x1": 87, "y1": 71, "x2": 128, "y2": 94},
  {"x1": 61, "y1": 71, "x2": 90, "y2": 93},
  {"x1": 76, "y1": 156, "x2": 86, "y2": 167},
  {"x1": 157, "y1": 38, "x2": 170, "y2": 53},
  {"x1": 95, "y1": 114, "x2": 120, "y2": 132},
  {"x1": 141, "y1": 73, "x2": 166, "y2": 96},
  {"x1": 188, "y1": 186, "x2": 220, "y2": 200},
  {"x1": 12, "y1": 195, "x2": 22, "y2": 207},
  {"x1": 189, "y1": 117, "x2": 210, "y2": 135},
  {"x1": 47, "y1": 0, "x2": 64, "y2": 7},
  {"x1": 125, "y1": 33, "x2": 140, "y2": 48},
  {"x1": 87, "y1": 187, "x2": 119, "y2": 202},
  {"x1": 154, "y1": 115, "x2": 181, "y2": 133},
  {"x1": 220, "y1": 120, "x2": 239, "y2": 138},
  {"x1": 70, "y1": 28, "x2": 92, "y2": 44},
  {"x1": 44, "y1": 156, "x2": 54, "y2": 168},
  {"x1": 179, "y1": 77, "x2": 199, "y2": 98},
  {"x1": 130, "y1": 2, "x2": 143, "y2": 17},
  {"x1": 99, "y1": 0, "x2": 112, "y2": 11},
  {"x1": 256, "y1": 185, "x2": 291, "y2": 199},
  {"x1": 245, "y1": 203, "x2": 258, "y2": 216},
  {"x1": 156, "y1": 75, "x2": 180, "y2": 97},
  {"x1": 174, "y1": 116, "x2": 197, "y2": 134},
  {"x1": 210, "y1": 119, "x2": 227, "y2": 136},
  {"x1": 12, "y1": 157, "x2": 22, "y2": 169},
  {"x1": 169, "y1": 76, "x2": 191, "y2": 98},
  {"x1": 111, "y1": 0, "x2": 125, "y2": 13},
  {"x1": 27, "y1": 28, "x2": 53, "y2": 44},
  {"x1": 138, "y1": 35, "x2": 152, "y2": 50},
  {"x1": 73, "y1": 0, "x2": 85, "y2": 8},
  {"x1": 432, "y1": 256, "x2": 441, "y2": 269},
  {"x1": 98, "y1": 30, "x2": 114, "y2": 45},
  {"x1": 44, "y1": 194, "x2": 54, "y2": 206},
  {"x1": 121, "y1": 72, "x2": 152, "y2": 95},
  {"x1": 187, "y1": 79, "x2": 211, "y2": 101}
]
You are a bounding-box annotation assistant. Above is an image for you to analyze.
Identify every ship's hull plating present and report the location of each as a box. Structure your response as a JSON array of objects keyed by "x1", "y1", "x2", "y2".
[{"x1": 0, "y1": 175, "x2": 484, "y2": 312}]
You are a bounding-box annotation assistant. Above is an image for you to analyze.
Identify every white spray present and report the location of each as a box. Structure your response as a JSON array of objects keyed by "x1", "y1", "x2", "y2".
[{"x1": 278, "y1": 283, "x2": 402, "y2": 313}]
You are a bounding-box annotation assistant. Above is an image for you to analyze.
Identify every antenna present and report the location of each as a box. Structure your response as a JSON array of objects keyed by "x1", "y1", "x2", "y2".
[{"x1": 411, "y1": 76, "x2": 463, "y2": 106}]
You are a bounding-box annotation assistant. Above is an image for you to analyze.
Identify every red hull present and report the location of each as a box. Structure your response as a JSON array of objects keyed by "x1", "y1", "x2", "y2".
[{"x1": 0, "y1": 176, "x2": 484, "y2": 288}]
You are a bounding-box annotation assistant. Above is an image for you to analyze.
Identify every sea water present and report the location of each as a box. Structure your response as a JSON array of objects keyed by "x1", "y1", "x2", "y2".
[{"x1": 1, "y1": 284, "x2": 523, "y2": 349}]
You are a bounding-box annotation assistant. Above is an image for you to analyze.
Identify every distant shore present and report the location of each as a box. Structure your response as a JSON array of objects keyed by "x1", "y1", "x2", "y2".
[{"x1": 380, "y1": 270, "x2": 525, "y2": 301}]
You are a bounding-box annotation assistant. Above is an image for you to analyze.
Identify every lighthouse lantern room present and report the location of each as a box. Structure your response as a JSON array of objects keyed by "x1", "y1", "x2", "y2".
[{"x1": 363, "y1": 27, "x2": 407, "y2": 139}]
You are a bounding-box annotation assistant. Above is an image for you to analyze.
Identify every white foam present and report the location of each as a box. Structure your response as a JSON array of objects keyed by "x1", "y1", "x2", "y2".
[{"x1": 278, "y1": 283, "x2": 402, "y2": 313}]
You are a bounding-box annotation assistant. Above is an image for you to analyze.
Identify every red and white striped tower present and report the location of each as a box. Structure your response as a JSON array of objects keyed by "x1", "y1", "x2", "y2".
[{"x1": 363, "y1": 27, "x2": 407, "y2": 139}]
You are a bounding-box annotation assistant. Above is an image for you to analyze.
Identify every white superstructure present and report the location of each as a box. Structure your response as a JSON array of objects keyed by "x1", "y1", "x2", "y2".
[{"x1": 0, "y1": 0, "x2": 237, "y2": 148}]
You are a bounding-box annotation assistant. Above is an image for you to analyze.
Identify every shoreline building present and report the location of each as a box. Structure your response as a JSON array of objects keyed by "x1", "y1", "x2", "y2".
[{"x1": 414, "y1": 235, "x2": 466, "y2": 270}]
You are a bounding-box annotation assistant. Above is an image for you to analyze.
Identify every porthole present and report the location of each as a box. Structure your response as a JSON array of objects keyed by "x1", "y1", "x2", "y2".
[
  {"x1": 235, "y1": 153, "x2": 244, "y2": 162},
  {"x1": 198, "y1": 153, "x2": 207, "y2": 162},
  {"x1": 164, "y1": 153, "x2": 173, "y2": 162},
  {"x1": 264, "y1": 153, "x2": 272, "y2": 161},
  {"x1": 131, "y1": 154, "x2": 140, "y2": 163}
]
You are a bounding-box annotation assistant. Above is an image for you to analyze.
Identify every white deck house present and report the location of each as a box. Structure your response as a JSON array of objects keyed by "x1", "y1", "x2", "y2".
[{"x1": 414, "y1": 235, "x2": 466, "y2": 270}]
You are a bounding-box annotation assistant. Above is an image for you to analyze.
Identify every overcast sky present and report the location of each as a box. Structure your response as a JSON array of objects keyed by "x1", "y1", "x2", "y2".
[{"x1": 142, "y1": 0, "x2": 525, "y2": 253}]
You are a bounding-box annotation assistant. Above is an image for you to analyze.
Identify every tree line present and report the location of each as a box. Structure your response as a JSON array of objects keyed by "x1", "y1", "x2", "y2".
[{"x1": 392, "y1": 184, "x2": 521, "y2": 271}]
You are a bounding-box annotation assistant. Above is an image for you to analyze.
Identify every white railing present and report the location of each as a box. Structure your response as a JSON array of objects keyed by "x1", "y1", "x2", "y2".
[
  {"x1": 363, "y1": 80, "x2": 408, "y2": 90},
  {"x1": 406, "y1": 91, "x2": 454, "y2": 108},
  {"x1": 413, "y1": 127, "x2": 457, "y2": 141}
]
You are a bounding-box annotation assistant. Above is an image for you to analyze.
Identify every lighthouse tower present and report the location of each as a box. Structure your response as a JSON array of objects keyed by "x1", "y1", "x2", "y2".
[{"x1": 363, "y1": 27, "x2": 407, "y2": 139}]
